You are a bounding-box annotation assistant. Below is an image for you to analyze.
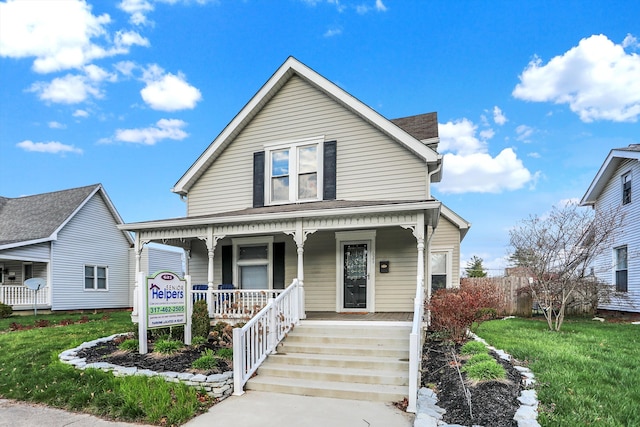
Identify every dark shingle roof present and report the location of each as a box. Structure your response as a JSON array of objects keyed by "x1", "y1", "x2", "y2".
[
  {"x1": 390, "y1": 112, "x2": 439, "y2": 141},
  {"x1": 0, "y1": 184, "x2": 100, "y2": 246}
]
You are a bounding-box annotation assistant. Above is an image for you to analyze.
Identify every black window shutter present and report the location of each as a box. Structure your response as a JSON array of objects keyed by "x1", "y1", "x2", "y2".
[
  {"x1": 323, "y1": 140, "x2": 337, "y2": 200},
  {"x1": 221, "y1": 245, "x2": 233, "y2": 285},
  {"x1": 273, "y1": 242, "x2": 286, "y2": 290},
  {"x1": 253, "y1": 151, "x2": 265, "y2": 208}
]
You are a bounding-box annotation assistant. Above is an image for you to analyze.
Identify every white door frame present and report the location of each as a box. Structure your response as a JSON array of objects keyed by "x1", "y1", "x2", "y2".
[{"x1": 335, "y1": 230, "x2": 376, "y2": 312}]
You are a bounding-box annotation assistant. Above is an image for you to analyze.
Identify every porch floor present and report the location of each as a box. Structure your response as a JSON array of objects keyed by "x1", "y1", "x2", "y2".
[{"x1": 305, "y1": 311, "x2": 412, "y2": 321}]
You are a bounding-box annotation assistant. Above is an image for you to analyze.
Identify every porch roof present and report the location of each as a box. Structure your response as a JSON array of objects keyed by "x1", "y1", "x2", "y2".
[{"x1": 119, "y1": 199, "x2": 441, "y2": 239}]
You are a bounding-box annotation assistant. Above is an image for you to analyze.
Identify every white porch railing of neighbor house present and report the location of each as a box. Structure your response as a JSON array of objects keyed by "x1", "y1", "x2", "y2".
[
  {"x1": 232, "y1": 279, "x2": 300, "y2": 394},
  {"x1": 191, "y1": 287, "x2": 283, "y2": 319},
  {"x1": 0, "y1": 285, "x2": 50, "y2": 308},
  {"x1": 407, "y1": 280, "x2": 426, "y2": 413}
]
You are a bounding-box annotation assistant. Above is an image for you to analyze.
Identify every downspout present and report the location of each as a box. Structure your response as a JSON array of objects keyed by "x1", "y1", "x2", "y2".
[{"x1": 426, "y1": 156, "x2": 443, "y2": 200}]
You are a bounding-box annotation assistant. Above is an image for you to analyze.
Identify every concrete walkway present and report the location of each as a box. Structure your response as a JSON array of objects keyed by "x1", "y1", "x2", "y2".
[
  {"x1": 184, "y1": 391, "x2": 414, "y2": 427},
  {"x1": 1, "y1": 392, "x2": 414, "y2": 427}
]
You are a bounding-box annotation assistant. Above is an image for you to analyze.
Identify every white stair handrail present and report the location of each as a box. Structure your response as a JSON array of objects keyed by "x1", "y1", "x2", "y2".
[{"x1": 232, "y1": 279, "x2": 300, "y2": 395}]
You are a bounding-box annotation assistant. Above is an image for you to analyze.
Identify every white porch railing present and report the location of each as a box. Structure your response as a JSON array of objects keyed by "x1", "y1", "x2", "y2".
[
  {"x1": 191, "y1": 288, "x2": 283, "y2": 319},
  {"x1": 407, "y1": 281, "x2": 426, "y2": 413},
  {"x1": 232, "y1": 279, "x2": 300, "y2": 395},
  {"x1": 0, "y1": 285, "x2": 50, "y2": 308}
]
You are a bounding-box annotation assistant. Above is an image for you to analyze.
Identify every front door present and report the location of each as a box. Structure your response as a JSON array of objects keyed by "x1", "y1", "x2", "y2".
[{"x1": 343, "y1": 243, "x2": 368, "y2": 309}]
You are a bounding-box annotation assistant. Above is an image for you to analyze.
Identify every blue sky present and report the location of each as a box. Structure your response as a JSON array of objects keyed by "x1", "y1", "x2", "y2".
[{"x1": 1, "y1": 0, "x2": 639, "y2": 275}]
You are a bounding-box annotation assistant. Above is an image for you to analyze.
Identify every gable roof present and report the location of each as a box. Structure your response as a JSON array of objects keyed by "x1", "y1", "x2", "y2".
[
  {"x1": 580, "y1": 144, "x2": 640, "y2": 206},
  {"x1": 440, "y1": 204, "x2": 471, "y2": 240},
  {"x1": 0, "y1": 184, "x2": 133, "y2": 250},
  {"x1": 172, "y1": 56, "x2": 442, "y2": 196},
  {"x1": 390, "y1": 112, "x2": 439, "y2": 150}
]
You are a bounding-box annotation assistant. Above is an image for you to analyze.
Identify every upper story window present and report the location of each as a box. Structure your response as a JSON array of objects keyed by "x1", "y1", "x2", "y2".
[
  {"x1": 614, "y1": 246, "x2": 628, "y2": 292},
  {"x1": 622, "y1": 172, "x2": 631, "y2": 205},
  {"x1": 267, "y1": 138, "x2": 323, "y2": 204}
]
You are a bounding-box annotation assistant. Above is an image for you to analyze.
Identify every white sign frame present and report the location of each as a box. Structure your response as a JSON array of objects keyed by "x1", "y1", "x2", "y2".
[{"x1": 138, "y1": 271, "x2": 192, "y2": 354}]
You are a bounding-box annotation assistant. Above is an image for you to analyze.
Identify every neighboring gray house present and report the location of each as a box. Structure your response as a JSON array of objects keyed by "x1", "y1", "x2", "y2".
[
  {"x1": 0, "y1": 184, "x2": 134, "y2": 310},
  {"x1": 581, "y1": 144, "x2": 640, "y2": 313}
]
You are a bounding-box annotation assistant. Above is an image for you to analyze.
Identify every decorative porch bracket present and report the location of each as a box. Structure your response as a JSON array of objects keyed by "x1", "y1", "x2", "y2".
[
  {"x1": 284, "y1": 219, "x2": 317, "y2": 320},
  {"x1": 132, "y1": 236, "x2": 151, "y2": 319},
  {"x1": 197, "y1": 227, "x2": 225, "y2": 318}
]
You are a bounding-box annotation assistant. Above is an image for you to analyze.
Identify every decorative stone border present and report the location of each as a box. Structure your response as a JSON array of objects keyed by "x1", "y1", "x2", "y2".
[
  {"x1": 58, "y1": 334, "x2": 234, "y2": 401},
  {"x1": 414, "y1": 331, "x2": 540, "y2": 427}
]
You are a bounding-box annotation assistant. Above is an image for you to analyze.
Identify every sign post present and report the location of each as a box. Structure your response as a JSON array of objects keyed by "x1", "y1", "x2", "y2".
[{"x1": 138, "y1": 271, "x2": 191, "y2": 355}]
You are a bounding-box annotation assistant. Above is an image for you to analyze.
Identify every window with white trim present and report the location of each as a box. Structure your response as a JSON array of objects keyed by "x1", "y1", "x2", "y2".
[
  {"x1": 622, "y1": 172, "x2": 632, "y2": 205},
  {"x1": 614, "y1": 246, "x2": 628, "y2": 292},
  {"x1": 431, "y1": 249, "x2": 453, "y2": 294},
  {"x1": 266, "y1": 138, "x2": 323, "y2": 204},
  {"x1": 85, "y1": 265, "x2": 108, "y2": 290},
  {"x1": 233, "y1": 237, "x2": 273, "y2": 290}
]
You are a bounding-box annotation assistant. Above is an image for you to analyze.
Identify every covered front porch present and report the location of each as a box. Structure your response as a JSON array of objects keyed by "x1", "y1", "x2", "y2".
[
  {"x1": 122, "y1": 200, "x2": 440, "y2": 321},
  {"x1": 0, "y1": 259, "x2": 51, "y2": 310}
]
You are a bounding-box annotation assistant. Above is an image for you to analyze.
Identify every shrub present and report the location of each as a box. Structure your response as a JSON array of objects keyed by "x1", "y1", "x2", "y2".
[
  {"x1": 192, "y1": 300, "x2": 210, "y2": 340},
  {"x1": 191, "y1": 335, "x2": 207, "y2": 346},
  {"x1": 191, "y1": 349, "x2": 219, "y2": 370},
  {"x1": 460, "y1": 340, "x2": 487, "y2": 355},
  {"x1": 153, "y1": 338, "x2": 183, "y2": 354},
  {"x1": 216, "y1": 348, "x2": 233, "y2": 360},
  {"x1": 209, "y1": 321, "x2": 233, "y2": 347},
  {"x1": 119, "y1": 339, "x2": 139, "y2": 351},
  {"x1": 0, "y1": 302, "x2": 12, "y2": 318},
  {"x1": 427, "y1": 281, "x2": 505, "y2": 342},
  {"x1": 464, "y1": 353, "x2": 494, "y2": 367},
  {"x1": 462, "y1": 359, "x2": 506, "y2": 381}
]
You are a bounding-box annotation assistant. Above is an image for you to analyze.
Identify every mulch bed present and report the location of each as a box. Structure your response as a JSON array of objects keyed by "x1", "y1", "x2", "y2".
[
  {"x1": 76, "y1": 336, "x2": 231, "y2": 375},
  {"x1": 421, "y1": 333, "x2": 522, "y2": 427}
]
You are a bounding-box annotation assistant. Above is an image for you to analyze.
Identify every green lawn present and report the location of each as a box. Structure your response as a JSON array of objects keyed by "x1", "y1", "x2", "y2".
[
  {"x1": 0, "y1": 311, "x2": 212, "y2": 425},
  {"x1": 476, "y1": 317, "x2": 640, "y2": 427}
]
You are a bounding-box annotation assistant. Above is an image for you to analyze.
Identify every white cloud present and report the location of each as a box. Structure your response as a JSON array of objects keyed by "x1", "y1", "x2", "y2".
[
  {"x1": 375, "y1": 0, "x2": 387, "y2": 12},
  {"x1": 493, "y1": 106, "x2": 507, "y2": 125},
  {"x1": 73, "y1": 109, "x2": 90, "y2": 118},
  {"x1": 140, "y1": 65, "x2": 202, "y2": 111},
  {"x1": 623, "y1": 33, "x2": 639, "y2": 50},
  {"x1": 118, "y1": 0, "x2": 154, "y2": 25},
  {"x1": 515, "y1": 124, "x2": 534, "y2": 142},
  {"x1": 29, "y1": 74, "x2": 103, "y2": 104},
  {"x1": 83, "y1": 64, "x2": 117, "y2": 82},
  {"x1": 479, "y1": 128, "x2": 495, "y2": 141},
  {"x1": 324, "y1": 27, "x2": 343, "y2": 37},
  {"x1": 114, "y1": 118, "x2": 188, "y2": 145},
  {"x1": 0, "y1": 0, "x2": 121, "y2": 73},
  {"x1": 17, "y1": 140, "x2": 83, "y2": 154},
  {"x1": 114, "y1": 60, "x2": 137, "y2": 77},
  {"x1": 434, "y1": 119, "x2": 537, "y2": 194},
  {"x1": 513, "y1": 34, "x2": 640, "y2": 122},
  {"x1": 114, "y1": 30, "x2": 150, "y2": 48},
  {"x1": 356, "y1": 0, "x2": 387, "y2": 14},
  {"x1": 48, "y1": 121, "x2": 66, "y2": 129}
]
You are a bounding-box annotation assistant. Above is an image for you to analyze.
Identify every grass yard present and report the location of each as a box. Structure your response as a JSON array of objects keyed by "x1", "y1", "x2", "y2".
[
  {"x1": 0, "y1": 311, "x2": 212, "y2": 425},
  {"x1": 476, "y1": 317, "x2": 640, "y2": 427}
]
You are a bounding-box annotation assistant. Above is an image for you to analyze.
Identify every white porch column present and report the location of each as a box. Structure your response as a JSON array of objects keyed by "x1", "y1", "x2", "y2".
[
  {"x1": 204, "y1": 228, "x2": 225, "y2": 318},
  {"x1": 131, "y1": 235, "x2": 148, "y2": 320},
  {"x1": 415, "y1": 212, "x2": 426, "y2": 294},
  {"x1": 288, "y1": 220, "x2": 316, "y2": 320}
]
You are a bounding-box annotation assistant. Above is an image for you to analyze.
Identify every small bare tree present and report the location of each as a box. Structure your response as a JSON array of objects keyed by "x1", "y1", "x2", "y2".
[{"x1": 509, "y1": 202, "x2": 623, "y2": 331}]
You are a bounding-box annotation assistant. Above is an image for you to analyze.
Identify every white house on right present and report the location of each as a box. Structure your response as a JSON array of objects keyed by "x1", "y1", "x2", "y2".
[{"x1": 581, "y1": 144, "x2": 640, "y2": 313}]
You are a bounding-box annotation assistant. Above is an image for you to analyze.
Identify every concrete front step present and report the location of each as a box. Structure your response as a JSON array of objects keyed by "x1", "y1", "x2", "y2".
[
  {"x1": 279, "y1": 342, "x2": 409, "y2": 358},
  {"x1": 246, "y1": 321, "x2": 412, "y2": 402},
  {"x1": 245, "y1": 375, "x2": 409, "y2": 402},
  {"x1": 257, "y1": 363, "x2": 409, "y2": 386}
]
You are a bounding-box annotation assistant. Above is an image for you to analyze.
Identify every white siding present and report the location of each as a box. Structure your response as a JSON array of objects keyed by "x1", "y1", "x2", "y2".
[
  {"x1": 593, "y1": 158, "x2": 640, "y2": 312},
  {"x1": 50, "y1": 193, "x2": 131, "y2": 310},
  {"x1": 375, "y1": 227, "x2": 417, "y2": 312},
  {"x1": 432, "y1": 217, "x2": 462, "y2": 288},
  {"x1": 0, "y1": 242, "x2": 51, "y2": 261},
  {"x1": 187, "y1": 75, "x2": 428, "y2": 216},
  {"x1": 147, "y1": 246, "x2": 184, "y2": 277}
]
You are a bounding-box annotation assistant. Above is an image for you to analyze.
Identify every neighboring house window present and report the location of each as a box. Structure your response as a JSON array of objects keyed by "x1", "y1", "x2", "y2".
[
  {"x1": 85, "y1": 265, "x2": 108, "y2": 290},
  {"x1": 431, "y1": 250, "x2": 452, "y2": 294},
  {"x1": 233, "y1": 237, "x2": 273, "y2": 290},
  {"x1": 614, "y1": 246, "x2": 628, "y2": 292},
  {"x1": 23, "y1": 263, "x2": 33, "y2": 281},
  {"x1": 622, "y1": 172, "x2": 631, "y2": 205},
  {"x1": 266, "y1": 138, "x2": 322, "y2": 204}
]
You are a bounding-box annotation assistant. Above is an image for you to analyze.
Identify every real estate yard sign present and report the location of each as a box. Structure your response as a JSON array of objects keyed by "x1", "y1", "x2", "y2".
[{"x1": 138, "y1": 270, "x2": 192, "y2": 354}]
